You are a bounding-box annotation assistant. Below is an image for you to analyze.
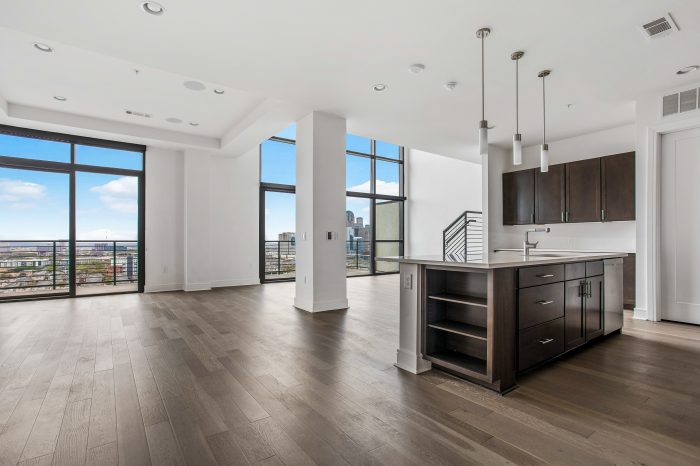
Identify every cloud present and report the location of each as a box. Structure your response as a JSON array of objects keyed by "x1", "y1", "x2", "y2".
[
  {"x1": 0, "y1": 178, "x2": 47, "y2": 204},
  {"x1": 78, "y1": 228, "x2": 137, "y2": 240},
  {"x1": 90, "y1": 177, "x2": 138, "y2": 214},
  {"x1": 347, "y1": 180, "x2": 399, "y2": 196}
]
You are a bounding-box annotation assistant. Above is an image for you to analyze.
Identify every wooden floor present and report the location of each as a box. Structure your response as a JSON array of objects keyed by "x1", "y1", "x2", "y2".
[{"x1": 1, "y1": 275, "x2": 699, "y2": 466}]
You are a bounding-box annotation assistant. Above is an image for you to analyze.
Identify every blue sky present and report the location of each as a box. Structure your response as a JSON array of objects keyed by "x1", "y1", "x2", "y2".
[
  {"x1": 262, "y1": 125, "x2": 400, "y2": 239},
  {"x1": 0, "y1": 134, "x2": 139, "y2": 241}
]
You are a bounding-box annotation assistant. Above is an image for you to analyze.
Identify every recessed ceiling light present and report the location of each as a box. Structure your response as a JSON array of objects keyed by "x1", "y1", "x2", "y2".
[
  {"x1": 409, "y1": 64, "x2": 426, "y2": 74},
  {"x1": 184, "y1": 80, "x2": 206, "y2": 91},
  {"x1": 567, "y1": 103, "x2": 574, "y2": 109},
  {"x1": 677, "y1": 65, "x2": 699, "y2": 75},
  {"x1": 189, "y1": 122, "x2": 199, "y2": 126},
  {"x1": 53, "y1": 96, "x2": 67, "y2": 101},
  {"x1": 141, "y1": 1, "x2": 165, "y2": 15},
  {"x1": 444, "y1": 81, "x2": 457, "y2": 91},
  {"x1": 34, "y1": 42, "x2": 53, "y2": 52},
  {"x1": 166, "y1": 117, "x2": 182, "y2": 124},
  {"x1": 373, "y1": 83, "x2": 387, "y2": 92},
  {"x1": 213, "y1": 88, "x2": 225, "y2": 95}
]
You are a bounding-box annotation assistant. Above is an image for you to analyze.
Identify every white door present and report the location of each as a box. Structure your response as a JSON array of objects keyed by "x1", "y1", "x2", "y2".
[{"x1": 660, "y1": 128, "x2": 700, "y2": 324}]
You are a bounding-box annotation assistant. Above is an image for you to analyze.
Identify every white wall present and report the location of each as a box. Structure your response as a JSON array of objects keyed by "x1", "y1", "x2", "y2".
[
  {"x1": 144, "y1": 147, "x2": 185, "y2": 292},
  {"x1": 487, "y1": 124, "x2": 636, "y2": 253},
  {"x1": 208, "y1": 147, "x2": 260, "y2": 287},
  {"x1": 144, "y1": 146, "x2": 260, "y2": 292},
  {"x1": 405, "y1": 148, "x2": 482, "y2": 256}
]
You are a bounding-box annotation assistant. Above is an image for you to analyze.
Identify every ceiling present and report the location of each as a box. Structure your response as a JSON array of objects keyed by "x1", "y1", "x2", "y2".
[{"x1": 1, "y1": 0, "x2": 700, "y2": 161}]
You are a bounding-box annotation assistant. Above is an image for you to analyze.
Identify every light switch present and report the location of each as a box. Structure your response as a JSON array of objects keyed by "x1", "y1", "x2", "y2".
[{"x1": 403, "y1": 273, "x2": 413, "y2": 290}]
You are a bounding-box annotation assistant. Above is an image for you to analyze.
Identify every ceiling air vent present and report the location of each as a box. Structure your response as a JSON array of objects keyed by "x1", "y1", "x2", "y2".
[
  {"x1": 679, "y1": 88, "x2": 698, "y2": 113},
  {"x1": 640, "y1": 13, "x2": 679, "y2": 39},
  {"x1": 125, "y1": 110, "x2": 152, "y2": 118},
  {"x1": 662, "y1": 93, "x2": 679, "y2": 117}
]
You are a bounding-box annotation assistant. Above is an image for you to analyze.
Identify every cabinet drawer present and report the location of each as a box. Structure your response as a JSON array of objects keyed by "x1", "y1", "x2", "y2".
[
  {"x1": 519, "y1": 317, "x2": 565, "y2": 371},
  {"x1": 518, "y1": 264, "x2": 565, "y2": 288},
  {"x1": 565, "y1": 262, "x2": 585, "y2": 280},
  {"x1": 518, "y1": 282, "x2": 565, "y2": 329},
  {"x1": 586, "y1": 261, "x2": 603, "y2": 277}
]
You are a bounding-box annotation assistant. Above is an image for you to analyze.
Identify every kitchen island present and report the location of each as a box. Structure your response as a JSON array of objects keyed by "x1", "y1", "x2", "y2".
[{"x1": 381, "y1": 251, "x2": 627, "y2": 393}]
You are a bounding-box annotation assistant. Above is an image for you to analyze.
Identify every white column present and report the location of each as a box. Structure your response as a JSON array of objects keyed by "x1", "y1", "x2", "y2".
[
  {"x1": 183, "y1": 150, "x2": 211, "y2": 291},
  {"x1": 294, "y1": 112, "x2": 348, "y2": 312}
]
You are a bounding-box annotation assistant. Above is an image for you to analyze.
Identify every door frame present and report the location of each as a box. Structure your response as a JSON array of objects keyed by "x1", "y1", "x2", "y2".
[{"x1": 643, "y1": 115, "x2": 700, "y2": 322}]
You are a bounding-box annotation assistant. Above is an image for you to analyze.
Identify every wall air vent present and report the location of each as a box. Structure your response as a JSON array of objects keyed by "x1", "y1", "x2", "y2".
[
  {"x1": 125, "y1": 110, "x2": 152, "y2": 118},
  {"x1": 662, "y1": 87, "x2": 700, "y2": 117},
  {"x1": 640, "y1": 13, "x2": 679, "y2": 39}
]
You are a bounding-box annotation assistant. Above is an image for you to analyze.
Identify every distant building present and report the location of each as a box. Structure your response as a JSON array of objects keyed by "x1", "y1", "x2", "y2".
[
  {"x1": 278, "y1": 232, "x2": 295, "y2": 242},
  {"x1": 346, "y1": 210, "x2": 355, "y2": 227}
]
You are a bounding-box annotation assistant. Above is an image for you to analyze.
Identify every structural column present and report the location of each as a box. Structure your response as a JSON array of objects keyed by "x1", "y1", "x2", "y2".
[{"x1": 294, "y1": 112, "x2": 348, "y2": 312}]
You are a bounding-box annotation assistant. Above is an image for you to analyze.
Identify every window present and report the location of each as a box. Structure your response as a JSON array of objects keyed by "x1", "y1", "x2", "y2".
[
  {"x1": 260, "y1": 125, "x2": 296, "y2": 282},
  {"x1": 260, "y1": 127, "x2": 404, "y2": 280},
  {"x1": 0, "y1": 126, "x2": 145, "y2": 300},
  {"x1": 346, "y1": 133, "x2": 405, "y2": 276}
]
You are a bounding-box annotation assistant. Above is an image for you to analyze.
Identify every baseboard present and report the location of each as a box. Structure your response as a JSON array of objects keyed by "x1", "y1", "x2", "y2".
[
  {"x1": 211, "y1": 278, "x2": 261, "y2": 288},
  {"x1": 396, "y1": 349, "x2": 432, "y2": 374},
  {"x1": 184, "y1": 282, "x2": 212, "y2": 292},
  {"x1": 633, "y1": 307, "x2": 648, "y2": 320},
  {"x1": 144, "y1": 283, "x2": 184, "y2": 293},
  {"x1": 293, "y1": 297, "x2": 349, "y2": 313}
]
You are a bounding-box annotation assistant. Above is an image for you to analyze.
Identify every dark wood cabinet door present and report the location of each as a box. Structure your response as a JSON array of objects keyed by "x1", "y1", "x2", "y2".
[
  {"x1": 564, "y1": 279, "x2": 585, "y2": 350},
  {"x1": 566, "y1": 158, "x2": 601, "y2": 223},
  {"x1": 585, "y1": 275, "x2": 604, "y2": 341},
  {"x1": 623, "y1": 253, "x2": 635, "y2": 309},
  {"x1": 535, "y1": 163, "x2": 566, "y2": 224},
  {"x1": 503, "y1": 169, "x2": 535, "y2": 225},
  {"x1": 602, "y1": 152, "x2": 635, "y2": 221}
]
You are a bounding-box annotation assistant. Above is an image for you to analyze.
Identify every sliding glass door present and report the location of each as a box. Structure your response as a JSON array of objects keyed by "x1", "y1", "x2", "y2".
[{"x1": 0, "y1": 125, "x2": 145, "y2": 300}]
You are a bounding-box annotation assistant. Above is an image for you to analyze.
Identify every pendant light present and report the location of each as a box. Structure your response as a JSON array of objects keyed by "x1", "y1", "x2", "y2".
[
  {"x1": 538, "y1": 69, "x2": 551, "y2": 172},
  {"x1": 476, "y1": 27, "x2": 491, "y2": 157},
  {"x1": 511, "y1": 51, "x2": 524, "y2": 165}
]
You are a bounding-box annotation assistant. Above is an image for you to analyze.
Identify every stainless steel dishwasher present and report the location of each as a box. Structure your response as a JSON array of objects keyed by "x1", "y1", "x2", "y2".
[{"x1": 604, "y1": 258, "x2": 624, "y2": 335}]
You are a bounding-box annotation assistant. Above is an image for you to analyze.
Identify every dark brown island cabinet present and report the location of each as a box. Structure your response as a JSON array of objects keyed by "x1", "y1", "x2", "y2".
[
  {"x1": 503, "y1": 151, "x2": 635, "y2": 225},
  {"x1": 390, "y1": 252, "x2": 626, "y2": 394}
]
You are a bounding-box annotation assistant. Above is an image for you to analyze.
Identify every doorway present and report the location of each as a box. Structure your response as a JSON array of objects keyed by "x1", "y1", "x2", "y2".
[{"x1": 660, "y1": 127, "x2": 700, "y2": 324}]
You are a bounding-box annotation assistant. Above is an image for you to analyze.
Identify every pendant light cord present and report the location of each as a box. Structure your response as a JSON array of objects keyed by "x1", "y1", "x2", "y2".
[
  {"x1": 481, "y1": 34, "x2": 485, "y2": 121},
  {"x1": 515, "y1": 58, "x2": 519, "y2": 133},
  {"x1": 542, "y1": 73, "x2": 546, "y2": 144}
]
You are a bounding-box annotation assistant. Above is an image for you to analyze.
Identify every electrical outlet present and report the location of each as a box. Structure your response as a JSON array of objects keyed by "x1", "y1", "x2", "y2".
[{"x1": 403, "y1": 273, "x2": 412, "y2": 290}]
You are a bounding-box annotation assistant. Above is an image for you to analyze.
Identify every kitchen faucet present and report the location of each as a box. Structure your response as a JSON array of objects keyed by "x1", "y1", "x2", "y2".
[{"x1": 523, "y1": 228, "x2": 550, "y2": 257}]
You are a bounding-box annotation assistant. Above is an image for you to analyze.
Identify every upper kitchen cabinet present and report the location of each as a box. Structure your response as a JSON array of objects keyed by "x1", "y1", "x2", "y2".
[
  {"x1": 602, "y1": 152, "x2": 635, "y2": 221},
  {"x1": 535, "y1": 164, "x2": 566, "y2": 224},
  {"x1": 566, "y1": 158, "x2": 601, "y2": 223},
  {"x1": 503, "y1": 169, "x2": 535, "y2": 225}
]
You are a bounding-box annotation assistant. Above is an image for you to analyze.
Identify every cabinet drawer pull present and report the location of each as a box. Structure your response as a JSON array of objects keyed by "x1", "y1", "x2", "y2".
[
  {"x1": 538, "y1": 338, "x2": 554, "y2": 345},
  {"x1": 536, "y1": 300, "x2": 554, "y2": 305},
  {"x1": 536, "y1": 274, "x2": 554, "y2": 278}
]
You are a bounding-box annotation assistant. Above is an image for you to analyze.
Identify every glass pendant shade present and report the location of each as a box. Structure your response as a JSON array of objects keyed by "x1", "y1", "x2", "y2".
[
  {"x1": 479, "y1": 125, "x2": 488, "y2": 156},
  {"x1": 513, "y1": 134, "x2": 522, "y2": 165},
  {"x1": 540, "y1": 143, "x2": 549, "y2": 172}
]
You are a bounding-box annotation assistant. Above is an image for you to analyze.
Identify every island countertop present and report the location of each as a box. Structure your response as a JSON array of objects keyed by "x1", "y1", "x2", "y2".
[{"x1": 378, "y1": 250, "x2": 628, "y2": 269}]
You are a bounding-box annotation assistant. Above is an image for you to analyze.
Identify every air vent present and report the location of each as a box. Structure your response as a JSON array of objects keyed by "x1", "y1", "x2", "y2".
[
  {"x1": 679, "y1": 89, "x2": 698, "y2": 113},
  {"x1": 662, "y1": 93, "x2": 679, "y2": 116},
  {"x1": 640, "y1": 13, "x2": 679, "y2": 39},
  {"x1": 125, "y1": 110, "x2": 152, "y2": 118}
]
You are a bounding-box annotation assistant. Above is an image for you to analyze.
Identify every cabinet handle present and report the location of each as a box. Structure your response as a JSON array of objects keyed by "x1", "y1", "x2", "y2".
[
  {"x1": 531, "y1": 213, "x2": 535, "y2": 224},
  {"x1": 536, "y1": 274, "x2": 554, "y2": 278},
  {"x1": 536, "y1": 300, "x2": 554, "y2": 305},
  {"x1": 578, "y1": 281, "x2": 584, "y2": 297},
  {"x1": 538, "y1": 338, "x2": 554, "y2": 345},
  {"x1": 586, "y1": 280, "x2": 592, "y2": 298},
  {"x1": 565, "y1": 211, "x2": 569, "y2": 222},
  {"x1": 601, "y1": 209, "x2": 606, "y2": 222},
  {"x1": 561, "y1": 211, "x2": 565, "y2": 223}
]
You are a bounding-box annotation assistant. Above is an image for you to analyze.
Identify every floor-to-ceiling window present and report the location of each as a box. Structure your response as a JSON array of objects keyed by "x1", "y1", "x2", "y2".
[
  {"x1": 260, "y1": 125, "x2": 296, "y2": 282},
  {"x1": 0, "y1": 125, "x2": 145, "y2": 300},
  {"x1": 345, "y1": 134, "x2": 404, "y2": 275},
  {"x1": 259, "y1": 126, "x2": 404, "y2": 282}
]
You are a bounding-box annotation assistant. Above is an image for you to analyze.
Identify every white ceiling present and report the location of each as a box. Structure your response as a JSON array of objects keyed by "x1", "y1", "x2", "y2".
[{"x1": 1, "y1": 0, "x2": 700, "y2": 161}]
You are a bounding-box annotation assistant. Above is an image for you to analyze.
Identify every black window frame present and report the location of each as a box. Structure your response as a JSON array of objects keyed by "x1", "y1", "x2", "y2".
[{"x1": 0, "y1": 124, "x2": 146, "y2": 301}]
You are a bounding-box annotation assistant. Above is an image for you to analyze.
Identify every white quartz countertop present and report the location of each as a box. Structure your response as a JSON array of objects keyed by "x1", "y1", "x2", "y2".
[{"x1": 378, "y1": 250, "x2": 627, "y2": 269}]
